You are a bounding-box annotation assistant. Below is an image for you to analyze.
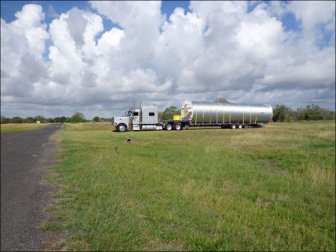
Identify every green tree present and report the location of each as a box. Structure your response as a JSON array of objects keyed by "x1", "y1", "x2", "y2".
[
  {"x1": 0, "y1": 116, "x2": 10, "y2": 124},
  {"x1": 160, "y1": 106, "x2": 180, "y2": 120},
  {"x1": 23, "y1": 117, "x2": 35, "y2": 123},
  {"x1": 11, "y1": 117, "x2": 23, "y2": 123},
  {"x1": 215, "y1": 98, "x2": 229, "y2": 104},
  {"x1": 272, "y1": 105, "x2": 295, "y2": 122},
  {"x1": 70, "y1": 112, "x2": 85, "y2": 123},
  {"x1": 54, "y1": 116, "x2": 67, "y2": 123},
  {"x1": 304, "y1": 105, "x2": 320, "y2": 120},
  {"x1": 294, "y1": 105, "x2": 335, "y2": 121},
  {"x1": 93, "y1": 116, "x2": 99, "y2": 122},
  {"x1": 34, "y1": 115, "x2": 46, "y2": 123}
]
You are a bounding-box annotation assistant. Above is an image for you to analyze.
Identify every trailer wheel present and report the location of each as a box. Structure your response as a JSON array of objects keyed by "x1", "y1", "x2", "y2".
[
  {"x1": 165, "y1": 124, "x2": 172, "y2": 131},
  {"x1": 117, "y1": 123, "x2": 127, "y2": 132},
  {"x1": 174, "y1": 124, "x2": 181, "y2": 131},
  {"x1": 237, "y1": 124, "x2": 242, "y2": 129},
  {"x1": 231, "y1": 124, "x2": 236, "y2": 129}
]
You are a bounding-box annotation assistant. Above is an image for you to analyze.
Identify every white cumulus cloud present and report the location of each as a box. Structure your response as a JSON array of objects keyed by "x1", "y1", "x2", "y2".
[{"x1": 1, "y1": 1, "x2": 335, "y2": 118}]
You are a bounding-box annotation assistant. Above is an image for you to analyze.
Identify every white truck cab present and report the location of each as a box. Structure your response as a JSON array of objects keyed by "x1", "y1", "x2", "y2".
[{"x1": 112, "y1": 105, "x2": 163, "y2": 132}]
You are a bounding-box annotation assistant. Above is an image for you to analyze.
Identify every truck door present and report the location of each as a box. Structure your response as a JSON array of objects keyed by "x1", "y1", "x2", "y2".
[{"x1": 132, "y1": 109, "x2": 140, "y2": 125}]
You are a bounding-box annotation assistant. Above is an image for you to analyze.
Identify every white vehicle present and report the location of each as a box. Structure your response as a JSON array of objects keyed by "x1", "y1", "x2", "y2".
[
  {"x1": 112, "y1": 105, "x2": 165, "y2": 132},
  {"x1": 112, "y1": 101, "x2": 273, "y2": 132}
]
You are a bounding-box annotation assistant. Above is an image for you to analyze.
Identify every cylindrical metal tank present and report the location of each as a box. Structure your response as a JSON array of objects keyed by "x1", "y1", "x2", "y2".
[{"x1": 181, "y1": 101, "x2": 273, "y2": 124}]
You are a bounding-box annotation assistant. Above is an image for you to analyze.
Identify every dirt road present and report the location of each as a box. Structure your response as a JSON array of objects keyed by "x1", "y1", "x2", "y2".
[{"x1": 1, "y1": 124, "x2": 62, "y2": 251}]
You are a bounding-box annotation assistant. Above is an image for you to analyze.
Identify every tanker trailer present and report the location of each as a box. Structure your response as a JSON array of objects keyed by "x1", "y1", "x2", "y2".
[{"x1": 180, "y1": 101, "x2": 273, "y2": 129}]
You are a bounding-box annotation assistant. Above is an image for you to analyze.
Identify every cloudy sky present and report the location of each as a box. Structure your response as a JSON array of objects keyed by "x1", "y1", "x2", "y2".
[{"x1": 1, "y1": 1, "x2": 335, "y2": 119}]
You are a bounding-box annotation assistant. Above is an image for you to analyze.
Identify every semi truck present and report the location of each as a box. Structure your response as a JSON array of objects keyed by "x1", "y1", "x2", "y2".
[{"x1": 112, "y1": 101, "x2": 273, "y2": 132}]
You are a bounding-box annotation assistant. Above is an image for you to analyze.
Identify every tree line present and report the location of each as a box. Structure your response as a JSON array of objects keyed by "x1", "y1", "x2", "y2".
[
  {"x1": 0, "y1": 112, "x2": 111, "y2": 124},
  {"x1": 272, "y1": 104, "x2": 335, "y2": 122}
]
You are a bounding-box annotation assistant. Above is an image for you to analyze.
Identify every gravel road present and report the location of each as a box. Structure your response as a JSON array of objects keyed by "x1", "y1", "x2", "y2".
[{"x1": 1, "y1": 124, "x2": 63, "y2": 251}]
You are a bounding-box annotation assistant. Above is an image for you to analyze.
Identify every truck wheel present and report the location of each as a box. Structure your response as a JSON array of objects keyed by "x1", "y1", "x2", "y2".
[
  {"x1": 117, "y1": 124, "x2": 127, "y2": 132},
  {"x1": 231, "y1": 124, "x2": 236, "y2": 129},
  {"x1": 165, "y1": 124, "x2": 172, "y2": 131},
  {"x1": 174, "y1": 124, "x2": 181, "y2": 131},
  {"x1": 237, "y1": 124, "x2": 242, "y2": 129}
]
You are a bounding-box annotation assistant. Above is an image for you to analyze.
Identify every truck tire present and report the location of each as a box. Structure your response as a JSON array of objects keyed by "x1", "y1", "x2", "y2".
[
  {"x1": 117, "y1": 123, "x2": 127, "y2": 132},
  {"x1": 237, "y1": 124, "x2": 242, "y2": 129},
  {"x1": 174, "y1": 124, "x2": 181, "y2": 131},
  {"x1": 231, "y1": 124, "x2": 236, "y2": 129},
  {"x1": 165, "y1": 124, "x2": 172, "y2": 131}
]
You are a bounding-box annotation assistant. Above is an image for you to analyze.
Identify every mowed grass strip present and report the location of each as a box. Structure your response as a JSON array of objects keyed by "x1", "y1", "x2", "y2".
[
  {"x1": 1, "y1": 123, "x2": 48, "y2": 133},
  {"x1": 47, "y1": 121, "x2": 335, "y2": 251}
]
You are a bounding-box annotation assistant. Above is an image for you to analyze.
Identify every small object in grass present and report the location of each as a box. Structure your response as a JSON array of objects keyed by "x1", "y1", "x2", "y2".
[{"x1": 126, "y1": 138, "x2": 131, "y2": 143}]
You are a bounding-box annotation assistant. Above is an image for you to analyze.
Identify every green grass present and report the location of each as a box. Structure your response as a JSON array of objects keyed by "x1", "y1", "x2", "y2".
[
  {"x1": 1, "y1": 123, "x2": 48, "y2": 133},
  {"x1": 46, "y1": 121, "x2": 335, "y2": 251}
]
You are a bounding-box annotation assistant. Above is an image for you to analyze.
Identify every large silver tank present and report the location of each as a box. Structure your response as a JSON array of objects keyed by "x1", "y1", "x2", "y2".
[{"x1": 181, "y1": 101, "x2": 273, "y2": 124}]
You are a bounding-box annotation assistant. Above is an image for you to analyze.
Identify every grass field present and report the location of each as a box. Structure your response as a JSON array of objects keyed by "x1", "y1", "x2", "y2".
[
  {"x1": 45, "y1": 121, "x2": 335, "y2": 251},
  {"x1": 1, "y1": 123, "x2": 48, "y2": 133}
]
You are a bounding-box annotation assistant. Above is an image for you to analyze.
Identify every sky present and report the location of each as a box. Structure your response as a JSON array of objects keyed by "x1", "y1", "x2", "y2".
[{"x1": 1, "y1": 1, "x2": 335, "y2": 119}]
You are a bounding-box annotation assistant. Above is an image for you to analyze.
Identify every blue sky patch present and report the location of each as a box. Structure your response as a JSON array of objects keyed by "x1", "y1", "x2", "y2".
[
  {"x1": 281, "y1": 12, "x2": 301, "y2": 32},
  {"x1": 161, "y1": 0, "x2": 189, "y2": 17}
]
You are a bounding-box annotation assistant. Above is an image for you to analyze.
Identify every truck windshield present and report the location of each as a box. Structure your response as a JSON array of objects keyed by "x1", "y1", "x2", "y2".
[{"x1": 127, "y1": 111, "x2": 132, "y2": 116}]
